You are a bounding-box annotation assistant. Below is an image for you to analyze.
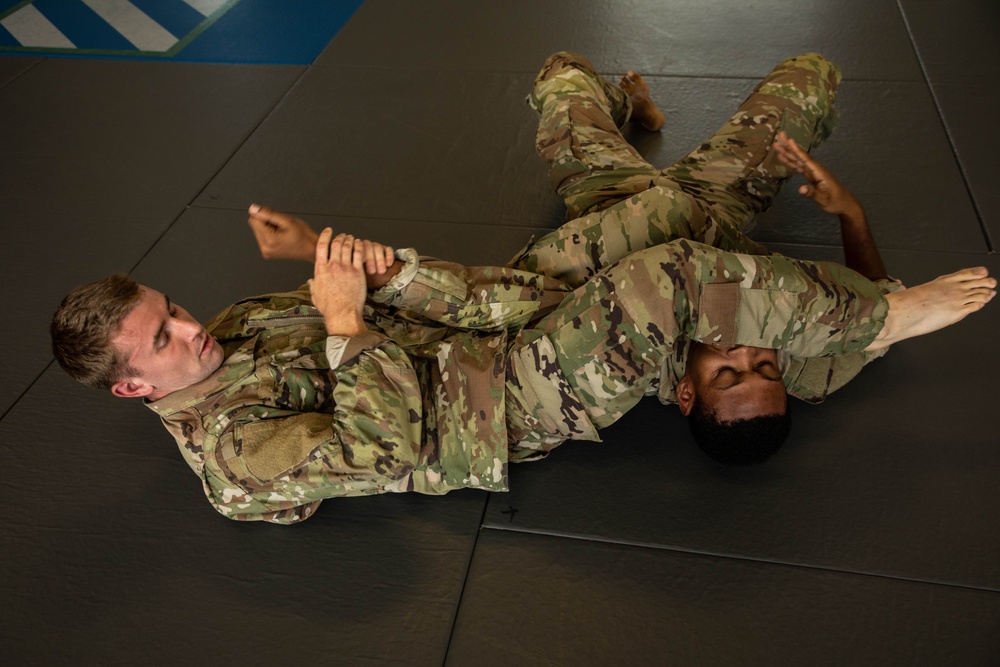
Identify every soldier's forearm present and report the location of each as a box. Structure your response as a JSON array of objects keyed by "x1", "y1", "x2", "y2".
[
  {"x1": 839, "y1": 204, "x2": 888, "y2": 282},
  {"x1": 365, "y1": 262, "x2": 404, "y2": 290}
]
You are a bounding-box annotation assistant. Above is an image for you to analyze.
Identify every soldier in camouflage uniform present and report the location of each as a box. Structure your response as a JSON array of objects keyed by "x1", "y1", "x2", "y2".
[
  {"x1": 51, "y1": 52, "x2": 995, "y2": 524},
  {"x1": 510, "y1": 51, "x2": 903, "y2": 407}
]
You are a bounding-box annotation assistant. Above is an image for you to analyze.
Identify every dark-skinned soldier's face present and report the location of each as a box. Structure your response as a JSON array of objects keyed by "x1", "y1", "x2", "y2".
[{"x1": 676, "y1": 344, "x2": 787, "y2": 421}]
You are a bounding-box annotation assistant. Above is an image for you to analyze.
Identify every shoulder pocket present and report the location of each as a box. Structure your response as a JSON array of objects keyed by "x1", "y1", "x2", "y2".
[
  {"x1": 695, "y1": 282, "x2": 741, "y2": 347},
  {"x1": 696, "y1": 283, "x2": 807, "y2": 350},
  {"x1": 236, "y1": 413, "x2": 333, "y2": 483}
]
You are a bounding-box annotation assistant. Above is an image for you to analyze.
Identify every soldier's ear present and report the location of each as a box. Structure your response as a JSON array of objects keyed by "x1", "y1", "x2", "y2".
[
  {"x1": 111, "y1": 379, "x2": 154, "y2": 399},
  {"x1": 676, "y1": 376, "x2": 696, "y2": 416}
]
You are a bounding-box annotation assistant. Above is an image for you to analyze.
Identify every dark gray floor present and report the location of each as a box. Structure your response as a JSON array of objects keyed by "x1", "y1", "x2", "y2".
[{"x1": 2, "y1": 1, "x2": 998, "y2": 665}]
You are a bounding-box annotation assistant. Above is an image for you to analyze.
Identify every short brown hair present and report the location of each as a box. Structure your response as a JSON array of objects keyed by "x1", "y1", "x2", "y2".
[{"x1": 51, "y1": 274, "x2": 142, "y2": 390}]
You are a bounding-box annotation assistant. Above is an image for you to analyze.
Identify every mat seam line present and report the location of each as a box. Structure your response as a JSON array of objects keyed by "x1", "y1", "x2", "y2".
[
  {"x1": 440, "y1": 499, "x2": 491, "y2": 667},
  {"x1": 895, "y1": 0, "x2": 995, "y2": 254},
  {"x1": 1, "y1": 65, "x2": 311, "y2": 424},
  {"x1": 484, "y1": 524, "x2": 1000, "y2": 595}
]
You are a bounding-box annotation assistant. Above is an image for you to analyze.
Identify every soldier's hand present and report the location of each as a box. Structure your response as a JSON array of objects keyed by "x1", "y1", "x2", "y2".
[
  {"x1": 774, "y1": 131, "x2": 861, "y2": 217},
  {"x1": 309, "y1": 228, "x2": 368, "y2": 337},
  {"x1": 247, "y1": 204, "x2": 319, "y2": 262},
  {"x1": 358, "y1": 238, "x2": 395, "y2": 276}
]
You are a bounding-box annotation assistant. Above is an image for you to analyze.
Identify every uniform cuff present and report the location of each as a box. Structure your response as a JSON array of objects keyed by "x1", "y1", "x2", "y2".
[
  {"x1": 371, "y1": 248, "x2": 420, "y2": 305},
  {"x1": 874, "y1": 276, "x2": 905, "y2": 294},
  {"x1": 325, "y1": 331, "x2": 392, "y2": 369}
]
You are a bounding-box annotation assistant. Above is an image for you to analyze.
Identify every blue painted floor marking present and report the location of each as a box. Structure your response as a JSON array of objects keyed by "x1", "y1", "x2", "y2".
[{"x1": 0, "y1": 0, "x2": 364, "y2": 64}]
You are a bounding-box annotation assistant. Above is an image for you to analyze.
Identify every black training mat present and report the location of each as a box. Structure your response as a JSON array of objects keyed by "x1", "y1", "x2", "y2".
[
  {"x1": 0, "y1": 58, "x2": 303, "y2": 416},
  {"x1": 319, "y1": 0, "x2": 924, "y2": 82},
  {"x1": 448, "y1": 530, "x2": 1000, "y2": 667},
  {"x1": 3, "y1": 0, "x2": 998, "y2": 663}
]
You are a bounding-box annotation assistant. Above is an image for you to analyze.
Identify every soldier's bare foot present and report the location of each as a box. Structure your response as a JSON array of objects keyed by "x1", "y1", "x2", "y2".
[
  {"x1": 620, "y1": 71, "x2": 664, "y2": 132},
  {"x1": 868, "y1": 267, "x2": 997, "y2": 350}
]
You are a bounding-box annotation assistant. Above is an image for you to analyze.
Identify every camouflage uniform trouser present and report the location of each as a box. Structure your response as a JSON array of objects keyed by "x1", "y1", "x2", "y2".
[
  {"x1": 503, "y1": 51, "x2": 856, "y2": 457},
  {"x1": 509, "y1": 50, "x2": 842, "y2": 287}
]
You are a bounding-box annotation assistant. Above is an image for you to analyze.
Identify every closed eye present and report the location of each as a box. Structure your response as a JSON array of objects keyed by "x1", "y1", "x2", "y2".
[
  {"x1": 155, "y1": 295, "x2": 176, "y2": 351},
  {"x1": 754, "y1": 361, "x2": 782, "y2": 381},
  {"x1": 712, "y1": 366, "x2": 739, "y2": 390},
  {"x1": 714, "y1": 363, "x2": 781, "y2": 390}
]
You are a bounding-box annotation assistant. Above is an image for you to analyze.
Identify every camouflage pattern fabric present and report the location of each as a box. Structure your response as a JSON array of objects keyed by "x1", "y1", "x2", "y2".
[
  {"x1": 514, "y1": 51, "x2": 899, "y2": 403},
  {"x1": 517, "y1": 50, "x2": 839, "y2": 287},
  {"x1": 147, "y1": 256, "x2": 576, "y2": 523},
  {"x1": 505, "y1": 239, "x2": 889, "y2": 459}
]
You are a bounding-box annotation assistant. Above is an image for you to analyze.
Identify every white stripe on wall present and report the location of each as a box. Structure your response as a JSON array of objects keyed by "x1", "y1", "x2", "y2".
[
  {"x1": 81, "y1": 0, "x2": 178, "y2": 51},
  {"x1": 1, "y1": 4, "x2": 75, "y2": 48},
  {"x1": 182, "y1": 0, "x2": 230, "y2": 18}
]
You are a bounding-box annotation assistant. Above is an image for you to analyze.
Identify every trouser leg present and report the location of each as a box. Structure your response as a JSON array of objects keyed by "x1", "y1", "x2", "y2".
[
  {"x1": 510, "y1": 54, "x2": 840, "y2": 287},
  {"x1": 530, "y1": 51, "x2": 660, "y2": 218},
  {"x1": 663, "y1": 53, "x2": 842, "y2": 230},
  {"x1": 508, "y1": 182, "x2": 770, "y2": 288}
]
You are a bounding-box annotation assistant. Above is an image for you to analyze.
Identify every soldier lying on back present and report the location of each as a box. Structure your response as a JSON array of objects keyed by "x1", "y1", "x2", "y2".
[{"x1": 51, "y1": 52, "x2": 996, "y2": 523}]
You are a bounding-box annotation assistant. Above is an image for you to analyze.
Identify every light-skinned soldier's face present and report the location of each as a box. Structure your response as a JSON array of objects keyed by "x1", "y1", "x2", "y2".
[
  {"x1": 678, "y1": 343, "x2": 787, "y2": 421},
  {"x1": 110, "y1": 286, "x2": 225, "y2": 401}
]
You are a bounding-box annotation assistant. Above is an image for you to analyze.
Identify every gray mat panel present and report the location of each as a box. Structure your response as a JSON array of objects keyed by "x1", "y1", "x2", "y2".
[
  {"x1": 194, "y1": 66, "x2": 558, "y2": 227},
  {"x1": 929, "y1": 82, "x2": 1000, "y2": 250},
  {"x1": 899, "y1": 0, "x2": 1000, "y2": 249},
  {"x1": 484, "y1": 249, "x2": 1000, "y2": 590},
  {"x1": 194, "y1": 68, "x2": 982, "y2": 253},
  {"x1": 899, "y1": 0, "x2": 1000, "y2": 85},
  {"x1": 447, "y1": 530, "x2": 1000, "y2": 666},
  {"x1": 320, "y1": 0, "x2": 923, "y2": 81},
  {"x1": 0, "y1": 54, "x2": 40, "y2": 87},
  {"x1": 0, "y1": 60, "x2": 302, "y2": 416},
  {"x1": 0, "y1": 371, "x2": 486, "y2": 666}
]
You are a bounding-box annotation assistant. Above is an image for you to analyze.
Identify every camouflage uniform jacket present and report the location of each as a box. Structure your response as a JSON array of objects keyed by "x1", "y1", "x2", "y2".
[{"x1": 147, "y1": 249, "x2": 572, "y2": 524}]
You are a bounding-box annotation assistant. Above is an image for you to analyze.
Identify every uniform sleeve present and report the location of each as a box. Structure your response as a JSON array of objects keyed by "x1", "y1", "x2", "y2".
[
  {"x1": 781, "y1": 276, "x2": 904, "y2": 403},
  {"x1": 201, "y1": 334, "x2": 428, "y2": 524},
  {"x1": 675, "y1": 240, "x2": 892, "y2": 357},
  {"x1": 369, "y1": 249, "x2": 569, "y2": 332}
]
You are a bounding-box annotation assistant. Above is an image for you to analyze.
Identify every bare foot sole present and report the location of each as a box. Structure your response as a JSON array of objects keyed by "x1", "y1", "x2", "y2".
[
  {"x1": 620, "y1": 71, "x2": 664, "y2": 132},
  {"x1": 870, "y1": 267, "x2": 997, "y2": 349}
]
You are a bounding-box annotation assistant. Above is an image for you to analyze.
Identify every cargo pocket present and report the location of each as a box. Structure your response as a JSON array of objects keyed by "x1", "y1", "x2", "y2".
[
  {"x1": 695, "y1": 282, "x2": 808, "y2": 351},
  {"x1": 508, "y1": 335, "x2": 600, "y2": 443}
]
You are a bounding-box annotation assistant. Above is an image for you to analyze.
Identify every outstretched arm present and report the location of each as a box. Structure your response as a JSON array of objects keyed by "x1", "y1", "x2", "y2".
[
  {"x1": 774, "y1": 132, "x2": 888, "y2": 281},
  {"x1": 247, "y1": 204, "x2": 318, "y2": 261},
  {"x1": 247, "y1": 204, "x2": 402, "y2": 288}
]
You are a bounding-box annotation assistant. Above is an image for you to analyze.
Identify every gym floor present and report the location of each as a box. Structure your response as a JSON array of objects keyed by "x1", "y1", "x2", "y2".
[{"x1": 2, "y1": 1, "x2": 998, "y2": 665}]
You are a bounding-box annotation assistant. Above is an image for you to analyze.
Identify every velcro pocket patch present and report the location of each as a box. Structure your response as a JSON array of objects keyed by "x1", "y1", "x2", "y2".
[
  {"x1": 697, "y1": 282, "x2": 812, "y2": 351},
  {"x1": 238, "y1": 413, "x2": 333, "y2": 482},
  {"x1": 695, "y1": 282, "x2": 741, "y2": 347}
]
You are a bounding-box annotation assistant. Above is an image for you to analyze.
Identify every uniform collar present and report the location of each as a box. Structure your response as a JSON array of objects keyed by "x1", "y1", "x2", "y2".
[{"x1": 145, "y1": 350, "x2": 254, "y2": 419}]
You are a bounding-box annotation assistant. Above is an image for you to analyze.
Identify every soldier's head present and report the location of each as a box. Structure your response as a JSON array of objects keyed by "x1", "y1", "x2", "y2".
[
  {"x1": 52, "y1": 275, "x2": 225, "y2": 401},
  {"x1": 677, "y1": 343, "x2": 790, "y2": 464}
]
